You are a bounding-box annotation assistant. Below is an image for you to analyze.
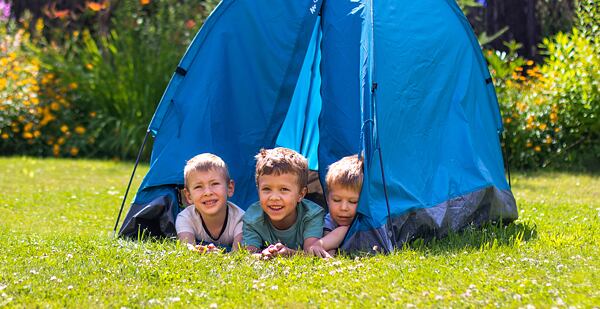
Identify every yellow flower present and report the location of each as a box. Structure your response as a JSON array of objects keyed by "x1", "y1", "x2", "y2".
[
  {"x1": 50, "y1": 102, "x2": 61, "y2": 111},
  {"x1": 33, "y1": 130, "x2": 41, "y2": 138},
  {"x1": 89, "y1": 112, "x2": 97, "y2": 118},
  {"x1": 515, "y1": 67, "x2": 523, "y2": 72},
  {"x1": 550, "y1": 113, "x2": 558, "y2": 123},
  {"x1": 23, "y1": 132, "x2": 33, "y2": 139},
  {"x1": 85, "y1": 63, "x2": 94, "y2": 70},
  {"x1": 53, "y1": 144, "x2": 60, "y2": 157},
  {"x1": 539, "y1": 123, "x2": 547, "y2": 131},
  {"x1": 69, "y1": 147, "x2": 79, "y2": 156},
  {"x1": 31, "y1": 97, "x2": 40, "y2": 105},
  {"x1": 60, "y1": 125, "x2": 69, "y2": 133},
  {"x1": 504, "y1": 117, "x2": 512, "y2": 124},
  {"x1": 526, "y1": 142, "x2": 532, "y2": 148},
  {"x1": 545, "y1": 136, "x2": 552, "y2": 144},
  {"x1": 0, "y1": 78, "x2": 6, "y2": 90},
  {"x1": 68, "y1": 82, "x2": 78, "y2": 90},
  {"x1": 24, "y1": 123, "x2": 33, "y2": 132},
  {"x1": 35, "y1": 19, "x2": 44, "y2": 32},
  {"x1": 75, "y1": 126, "x2": 86, "y2": 135},
  {"x1": 534, "y1": 146, "x2": 541, "y2": 152},
  {"x1": 1, "y1": 133, "x2": 8, "y2": 139},
  {"x1": 57, "y1": 137, "x2": 66, "y2": 145},
  {"x1": 526, "y1": 60, "x2": 534, "y2": 66},
  {"x1": 554, "y1": 127, "x2": 561, "y2": 133}
]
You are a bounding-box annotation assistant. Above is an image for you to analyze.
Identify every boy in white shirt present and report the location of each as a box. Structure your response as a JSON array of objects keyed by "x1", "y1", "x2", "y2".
[{"x1": 176, "y1": 153, "x2": 245, "y2": 252}]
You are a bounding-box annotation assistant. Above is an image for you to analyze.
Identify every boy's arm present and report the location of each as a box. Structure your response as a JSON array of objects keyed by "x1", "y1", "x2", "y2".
[
  {"x1": 231, "y1": 233, "x2": 243, "y2": 251},
  {"x1": 177, "y1": 232, "x2": 196, "y2": 245},
  {"x1": 317, "y1": 225, "x2": 349, "y2": 251}
]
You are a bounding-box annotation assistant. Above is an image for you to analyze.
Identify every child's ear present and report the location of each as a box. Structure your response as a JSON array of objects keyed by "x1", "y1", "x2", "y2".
[
  {"x1": 227, "y1": 180, "x2": 235, "y2": 198},
  {"x1": 298, "y1": 186, "x2": 308, "y2": 201},
  {"x1": 183, "y1": 187, "x2": 193, "y2": 205}
]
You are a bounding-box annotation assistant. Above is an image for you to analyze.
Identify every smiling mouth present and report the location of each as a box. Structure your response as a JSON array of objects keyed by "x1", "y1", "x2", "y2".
[
  {"x1": 267, "y1": 205, "x2": 284, "y2": 212},
  {"x1": 202, "y1": 199, "x2": 218, "y2": 206}
]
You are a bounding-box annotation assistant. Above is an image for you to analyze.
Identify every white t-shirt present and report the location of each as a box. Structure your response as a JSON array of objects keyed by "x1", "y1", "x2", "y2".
[{"x1": 176, "y1": 201, "x2": 245, "y2": 247}]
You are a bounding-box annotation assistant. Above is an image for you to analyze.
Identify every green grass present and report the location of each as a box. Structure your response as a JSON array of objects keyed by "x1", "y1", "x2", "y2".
[{"x1": 0, "y1": 157, "x2": 598, "y2": 307}]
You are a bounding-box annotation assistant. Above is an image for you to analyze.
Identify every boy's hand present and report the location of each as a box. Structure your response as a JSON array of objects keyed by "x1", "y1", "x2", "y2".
[
  {"x1": 307, "y1": 244, "x2": 332, "y2": 259},
  {"x1": 188, "y1": 243, "x2": 220, "y2": 254},
  {"x1": 261, "y1": 243, "x2": 294, "y2": 259}
]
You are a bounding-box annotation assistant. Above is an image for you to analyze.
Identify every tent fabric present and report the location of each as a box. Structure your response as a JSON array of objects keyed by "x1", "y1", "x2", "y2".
[
  {"x1": 344, "y1": 0, "x2": 517, "y2": 251},
  {"x1": 135, "y1": 0, "x2": 325, "y2": 206},
  {"x1": 121, "y1": 0, "x2": 518, "y2": 250}
]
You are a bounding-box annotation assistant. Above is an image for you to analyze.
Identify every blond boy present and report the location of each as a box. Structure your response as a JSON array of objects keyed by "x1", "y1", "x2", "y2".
[
  {"x1": 176, "y1": 153, "x2": 245, "y2": 251},
  {"x1": 242, "y1": 147, "x2": 325, "y2": 258},
  {"x1": 309, "y1": 155, "x2": 363, "y2": 257}
]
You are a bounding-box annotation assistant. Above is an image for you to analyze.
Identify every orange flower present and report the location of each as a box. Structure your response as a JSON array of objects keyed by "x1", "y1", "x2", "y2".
[
  {"x1": 515, "y1": 67, "x2": 523, "y2": 72},
  {"x1": 504, "y1": 117, "x2": 512, "y2": 124},
  {"x1": 68, "y1": 82, "x2": 78, "y2": 90},
  {"x1": 50, "y1": 102, "x2": 60, "y2": 111},
  {"x1": 70, "y1": 147, "x2": 80, "y2": 156},
  {"x1": 550, "y1": 113, "x2": 558, "y2": 123},
  {"x1": 526, "y1": 60, "x2": 534, "y2": 66},
  {"x1": 185, "y1": 20, "x2": 196, "y2": 30},
  {"x1": 534, "y1": 146, "x2": 541, "y2": 152},
  {"x1": 60, "y1": 125, "x2": 69, "y2": 133},
  {"x1": 85, "y1": 63, "x2": 94, "y2": 70},
  {"x1": 53, "y1": 144, "x2": 60, "y2": 157},
  {"x1": 23, "y1": 132, "x2": 33, "y2": 139},
  {"x1": 75, "y1": 126, "x2": 86, "y2": 135},
  {"x1": 87, "y1": 1, "x2": 109, "y2": 12},
  {"x1": 89, "y1": 112, "x2": 97, "y2": 118},
  {"x1": 1, "y1": 133, "x2": 9, "y2": 140},
  {"x1": 140, "y1": 0, "x2": 151, "y2": 5},
  {"x1": 554, "y1": 127, "x2": 561, "y2": 133},
  {"x1": 33, "y1": 131, "x2": 41, "y2": 138},
  {"x1": 57, "y1": 137, "x2": 66, "y2": 145},
  {"x1": 526, "y1": 142, "x2": 533, "y2": 148}
]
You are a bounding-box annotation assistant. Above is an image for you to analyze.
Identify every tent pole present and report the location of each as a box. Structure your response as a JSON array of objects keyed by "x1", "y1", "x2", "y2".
[
  {"x1": 500, "y1": 131, "x2": 512, "y2": 188},
  {"x1": 112, "y1": 130, "x2": 151, "y2": 237}
]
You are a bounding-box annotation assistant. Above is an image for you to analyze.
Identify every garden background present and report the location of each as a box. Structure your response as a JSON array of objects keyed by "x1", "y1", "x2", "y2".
[
  {"x1": 1, "y1": 0, "x2": 598, "y2": 170},
  {"x1": 0, "y1": 0, "x2": 599, "y2": 307}
]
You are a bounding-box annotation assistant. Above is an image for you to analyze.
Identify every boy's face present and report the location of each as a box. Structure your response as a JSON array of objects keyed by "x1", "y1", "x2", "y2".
[
  {"x1": 327, "y1": 185, "x2": 359, "y2": 226},
  {"x1": 184, "y1": 169, "x2": 234, "y2": 217},
  {"x1": 257, "y1": 172, "x2": 307, "y2": 229}
]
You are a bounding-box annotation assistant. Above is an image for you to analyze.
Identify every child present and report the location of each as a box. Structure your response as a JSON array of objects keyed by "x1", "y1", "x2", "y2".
[
  {"x1": 176, "y1": 153, "x2": 245, "y2": 252},
  {"x1": 242, "y1": 147, "x2": 325, "y2": 258},
  {"x1": 311, "y1": 155, "x2": 363, "y2": 257}
]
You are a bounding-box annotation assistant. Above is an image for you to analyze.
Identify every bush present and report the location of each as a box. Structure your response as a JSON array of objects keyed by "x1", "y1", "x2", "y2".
[
  {"x1": 31, "y1": 0, "x2": 217, "y2": 159},
  {"x1": 0, "y1": 18, "x2": 91, "y2": 157},
  {"x1": 489, "y1": 10, "x2": 599, "y2": 170}
]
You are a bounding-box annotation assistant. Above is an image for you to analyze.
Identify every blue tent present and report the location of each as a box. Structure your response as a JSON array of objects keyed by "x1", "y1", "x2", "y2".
[{"x1": 117, "y1": 0, "x2": 518, "y2": 252}]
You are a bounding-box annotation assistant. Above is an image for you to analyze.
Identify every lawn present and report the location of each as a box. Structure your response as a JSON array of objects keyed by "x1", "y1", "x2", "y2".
[{"x1": 0, "y1": 157, "x2": 598, "y2": 307}]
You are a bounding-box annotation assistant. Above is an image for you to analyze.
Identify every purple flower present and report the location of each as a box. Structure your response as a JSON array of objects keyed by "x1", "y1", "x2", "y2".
[
  {"x1": 477, "y1": 0, "x2": 487, "y2": 7},
  {"x1": 0, "y1": 0, "x2": 10, "y2": 21}
]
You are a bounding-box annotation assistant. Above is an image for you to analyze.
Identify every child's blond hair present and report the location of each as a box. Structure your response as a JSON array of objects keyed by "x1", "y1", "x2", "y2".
[
  {"x1": 326, "y1": 155, "x2": 364, "y2": 193},
  {"x1": 184, "y1": 153, "x2": 230, "y2": 188},
  {"x1": 254, "y1": 147, "x2": 308, "y2": 188}
]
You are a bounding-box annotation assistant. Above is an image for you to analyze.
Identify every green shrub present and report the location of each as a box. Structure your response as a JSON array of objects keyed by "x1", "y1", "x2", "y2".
[
  {"x1": 0, "y1": 18, "x2": 92, "y2": 157},
  {"x1": 490, "y1": 19, "x2": 599, "y2": 170},
  {"x1": 32, "y1": 0, "x2": 216, "y2": 159}
]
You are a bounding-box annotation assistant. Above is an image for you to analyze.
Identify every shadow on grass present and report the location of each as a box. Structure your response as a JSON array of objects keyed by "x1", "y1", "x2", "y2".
[{"x1": 400, "y1": 221, "x2": 538, "y2": 254}]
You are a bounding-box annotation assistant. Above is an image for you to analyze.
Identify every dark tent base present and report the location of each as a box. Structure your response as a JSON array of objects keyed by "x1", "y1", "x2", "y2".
[
  {"x1": 342, "y1": 186, "x2": 518, "y2": 253},
  {"x1": 119, "y1": 193, "x2": 179, "y2": 239}
]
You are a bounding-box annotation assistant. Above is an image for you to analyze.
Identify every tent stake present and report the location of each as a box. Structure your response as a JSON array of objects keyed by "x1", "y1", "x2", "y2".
[{"x1": 113, "y1": 130, "x2": 150, "y2": 237}]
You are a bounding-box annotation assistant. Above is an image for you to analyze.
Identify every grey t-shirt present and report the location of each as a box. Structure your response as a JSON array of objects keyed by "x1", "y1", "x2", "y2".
[{"x1": 176, "y1": 201, "x2": 244, "y2": 246}]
